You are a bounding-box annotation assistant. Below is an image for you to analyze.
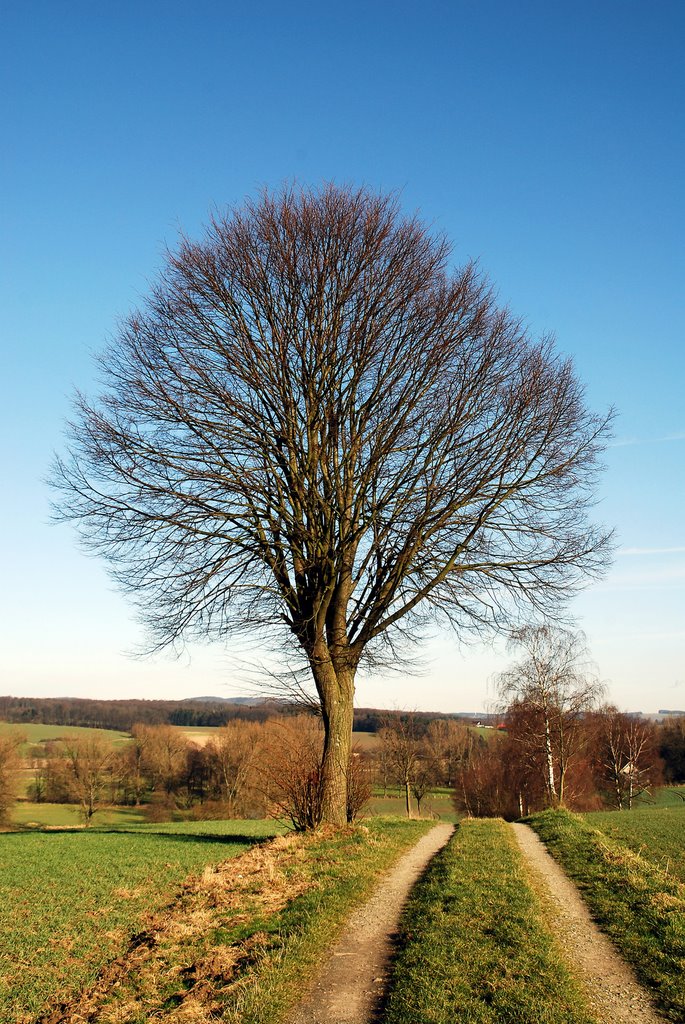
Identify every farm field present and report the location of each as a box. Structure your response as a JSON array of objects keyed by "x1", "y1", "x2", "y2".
[
  {"x1": 0, "y1": 720, "x2": 131, "y2": 752},
  {"x1": 3, "y1": 721, "x2": 133, "y2": 798},
  {"x1": 10, "y1": 801, "x2": 148, "y2": 828},
  {"x1": 529, "y1": 807, "x2": 685, "y2": 1021},
  {"x1": 369, "y1": 787, "x2": 458, "y2": 822},
  {"x1": 636, "y1": 785, "x2": 685, "y2": 808},
  {"x1": 584, "y1": 797, "x2": 685, "y2": 882},
  {"x1": 11, "y1": 792, "x2": 456, "y2": 828},
  {"x1": 1, "y1": 817, "x2": 430, "y2": 1024},
  {"x1": 0, "y1": 819, "x2": 277, "y2": 1023}
]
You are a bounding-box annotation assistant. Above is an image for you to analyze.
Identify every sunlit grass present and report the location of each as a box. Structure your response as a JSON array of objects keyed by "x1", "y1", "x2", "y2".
[
  {"x1": 383, "y1": 818, "x2": 597, "y2": 1024},
  {"x1": 0, "y1": 819, "x2": 275, "y2": 1022},
  {"x1": 584, "y1": 801, "x2": 685, "y2": 882},
  {"x1": 529, "y1": 808, "x2": 685, "y2": 1021}
]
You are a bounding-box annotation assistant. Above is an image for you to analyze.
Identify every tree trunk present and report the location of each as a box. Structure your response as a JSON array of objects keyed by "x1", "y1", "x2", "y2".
[
  {"x1": 543, "y1": 716, "x2": 558, "y2": 805},
  {"x1": 404, "y1": 778, "x2": 413, "y2": 818},
  {"x1": 314, "y1": 657, "x2": 356, "y2": 826}
]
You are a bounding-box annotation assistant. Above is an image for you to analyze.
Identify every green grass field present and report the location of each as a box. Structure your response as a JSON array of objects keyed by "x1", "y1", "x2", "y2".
[
  {"x1": 0, "y1": 819, "x2": 276, "y2": 1022},
  {"x1": 584, "y1": 800, "x2": 685, "y2": 882},
  {"x1": 384, "y1": 818, "x2": 596, "y2": 1024},
  {"x1": 10, "y1": 801, "x2": 149, "y2": 828},
  {"x1": 636, "y1": 785, "x2": 685, "y2": 808},
  {"x1": 4, "y1": 721, "x2": 133, "y2": 799},
  {"x1": 1, "y1": 816, "x2": 431, "y2": 1024},
  {"x1": 368, "y1": 788, "x2": 459, "y2": 822},
  {"x1": 0, "y1": 720, "x2": 131, "y2": 754},
  {"x1": 529, "y1": 808, "x2": 685, "y2": 1021}
]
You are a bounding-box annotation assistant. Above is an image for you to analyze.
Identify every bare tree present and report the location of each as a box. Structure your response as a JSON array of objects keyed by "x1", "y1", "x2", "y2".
[
  {"x1": 593, "y1": 707, "x2": 660, "y2": 809},
  {"x1": 205, "y1": 720, "x2": 264, "y2": 816},
  {"x1": 346, "y1": 746, "x2": 373, "y2": 823},
  {"x1": 52, "y1": 183, "x2": 612, "y2": 825},
  {"x1": 424, "y1": 719, "x2": 471, "y2": 786},
  {"x1": 378, "y1": 714, "x2": 424, "y2": 817},
  {"x1": 134, "y1": 724, "x2": 189, "y2": 800},
  {"x1": 0, "y1": 732, "x2": 24, "y2": 826},
  {"x1": 57, "y1": 734, "x2": 118, "y2": 824},
  {"x1": 260, "y1": 716, "x2": 326, "y2": 831},
  {"x1": 498, "y1": 625, "x2": 603, "y2": 807}
]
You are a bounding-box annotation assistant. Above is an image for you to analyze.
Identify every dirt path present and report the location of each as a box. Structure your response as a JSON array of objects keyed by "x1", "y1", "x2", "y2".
[
  {"x1": 511, "y1": 822, "x2": 666, "y2": 1024},
  {"x1": 288, "y1": 822, "x2": 453, "y2": 1024}
]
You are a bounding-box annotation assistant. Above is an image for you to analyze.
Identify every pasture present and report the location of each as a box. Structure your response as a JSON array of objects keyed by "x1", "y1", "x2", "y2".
[
  {"x1": 584, "y1": 797, "x2": 685, "y2": 882},
  {"x1": 0, "y1": 817, "x2": 429, "y2": 1024},
  {"x1": 369, "y1": 786, "x2": 459, "y2": 822},
  {"x1": 0, "y1": 720, "x2": 131, "y2": 753},
  {"x1": 529, "y1": 807, "x2": 685, "y2": 1021},
  {"x1": 0, "y1": 820, "x2": 275, "y2": 1022},
  {"x1": 3, "y1": 721, "x2": 132, "y2": 799},
  {"x1": 11, "y1": 800, "x2": 148, "y2": 828}
]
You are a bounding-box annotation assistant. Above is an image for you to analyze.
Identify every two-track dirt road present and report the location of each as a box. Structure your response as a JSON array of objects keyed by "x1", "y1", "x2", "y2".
[{"x1": 290, "y1": 820, "x2": 666, "y2": 1024}]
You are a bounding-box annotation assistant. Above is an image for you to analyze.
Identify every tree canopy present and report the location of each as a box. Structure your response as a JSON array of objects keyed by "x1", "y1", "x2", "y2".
[{"x1": 53, "y1": 183, "x2": 613, "y2": 823}]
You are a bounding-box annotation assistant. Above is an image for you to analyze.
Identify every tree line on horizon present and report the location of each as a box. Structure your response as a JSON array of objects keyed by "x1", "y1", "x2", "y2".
[
  {"x1": 3, "y1": 702, "x2": 685, "y2": 830},
  {"x1": 0, "y1": 694, "x2": 474, "y2": 734}
]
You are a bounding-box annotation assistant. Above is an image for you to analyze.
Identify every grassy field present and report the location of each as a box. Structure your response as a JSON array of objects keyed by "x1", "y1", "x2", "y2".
[
  {"x1": 636, "y1": 785, "x2": 685, "y2": 808},
  {"x1": 0, "y1": 819, "x2": 276, "y2": 1022},
  {"x1": 0, "y1": 720, "x2": 131, "y2": 753},
  {"x1": 368, "y1": 787, "x2": 458, "y2": 822},
  {"x1": 528, "y1": 808, "x2": 685, "y2": 1022},
  {"x1": 11, "y1": 801, "x2": 149, "y2": 828},
  {"x1": 1, "y1": 817, "x2": 431, "y2": 1024},
  {"x1": 4, "y1": 721, "x2": 133, "y2": 799},
  {"x1": 8, "y1": 785, "x2": 457, "y2": 829},
  {"x1": 584, "y1": 800, "x2": 685, "y2": 882},
  {"x1": 383, "y1": 818, "x2": 597, "y2": 1024}
]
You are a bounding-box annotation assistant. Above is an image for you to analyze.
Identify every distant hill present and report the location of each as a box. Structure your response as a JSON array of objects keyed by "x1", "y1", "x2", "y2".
[
  {"x1": 0, "y1": 695, "x2": 282, "y2": 731},
  {"x1": 0, "y1": 694, "x2": 490, "y2": 733},
  {"x1": 182, "y1": 696, "x2": 267, "y2": 705}
]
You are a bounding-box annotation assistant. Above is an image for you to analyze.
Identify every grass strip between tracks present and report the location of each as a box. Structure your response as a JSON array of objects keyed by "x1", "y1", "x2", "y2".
[
  {"x1": 528, "y1": 808, "x2": 685, "y2": 1022},
  {"x1": 383, "y1": 817, "x2": 598, "y2": 1024}
]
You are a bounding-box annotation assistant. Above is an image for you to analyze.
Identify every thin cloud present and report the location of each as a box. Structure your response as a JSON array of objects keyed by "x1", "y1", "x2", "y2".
[
  {"x1": 612, "y1": 432, "x2": 685, "y2": 448},
  {"x1": 619, "y1": 546, "x2": 685, "y2": 556}
]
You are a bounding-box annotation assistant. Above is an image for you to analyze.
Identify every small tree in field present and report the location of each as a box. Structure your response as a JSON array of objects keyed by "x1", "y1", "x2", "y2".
[
  {"x1": 378, "y1": 715, "x2": 424, "y2": 818},
  {"x1": 0, "y1": 732, "x2": 24, "y2": 825},
  {"x1": 52, "y1": 184, "x2": 612, "y2": 825},
  {"x1": 57, "y1": 734, "x2": 117, "y2": 824}
]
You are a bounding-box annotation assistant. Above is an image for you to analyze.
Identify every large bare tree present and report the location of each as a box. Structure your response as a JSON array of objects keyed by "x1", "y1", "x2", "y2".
[{"x1": 53, "y1": 184, "x2": 612, "y2": 825}]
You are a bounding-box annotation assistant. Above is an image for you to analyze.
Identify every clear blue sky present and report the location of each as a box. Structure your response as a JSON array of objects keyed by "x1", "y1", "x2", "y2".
[{"x1": 2, "y1": 0, "x2": 683, "y2": 712}]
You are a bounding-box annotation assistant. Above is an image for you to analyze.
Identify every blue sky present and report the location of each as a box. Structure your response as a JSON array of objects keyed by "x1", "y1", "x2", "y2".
[{"x1": 2, "y1": 0, "x2": 683, "y2": 712}]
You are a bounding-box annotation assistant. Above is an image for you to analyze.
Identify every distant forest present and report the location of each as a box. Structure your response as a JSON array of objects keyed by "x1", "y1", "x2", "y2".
[{"x1": 0, "y1": 695, "x2": 474, "y2": 734}]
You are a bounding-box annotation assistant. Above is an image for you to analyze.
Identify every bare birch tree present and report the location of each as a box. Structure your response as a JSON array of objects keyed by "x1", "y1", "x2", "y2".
[
  {"x1": 52, "y1": 183, "x2": 612, "y2": 825},
  {"x1": 498, "y1": 625, "x2": 603, "y2": 806}
]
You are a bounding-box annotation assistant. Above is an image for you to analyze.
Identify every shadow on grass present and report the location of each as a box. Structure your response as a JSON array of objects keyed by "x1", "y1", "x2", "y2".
[{"x1": 3, "y1": 826, "x2": 278, "y2": 845}]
